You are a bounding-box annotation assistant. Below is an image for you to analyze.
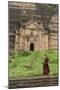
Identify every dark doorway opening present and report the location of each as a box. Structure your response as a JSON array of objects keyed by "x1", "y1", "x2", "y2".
[{"x1": 30, "y1": 43, "x2": 34, "y2": 51}]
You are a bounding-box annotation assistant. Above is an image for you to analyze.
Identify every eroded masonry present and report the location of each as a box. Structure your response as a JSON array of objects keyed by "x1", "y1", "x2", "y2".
[{"x1": 8, "y1": 2, "x2": 58, "y2": 55}]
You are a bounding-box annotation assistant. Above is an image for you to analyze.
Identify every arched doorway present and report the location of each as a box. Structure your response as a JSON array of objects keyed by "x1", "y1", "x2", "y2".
[{"x1": 30, "y1": 43, "x2": 34, "y2": 51}]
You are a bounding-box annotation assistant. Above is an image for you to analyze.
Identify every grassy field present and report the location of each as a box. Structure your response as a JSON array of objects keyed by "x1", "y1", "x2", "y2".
[{"x1": 9, "y1": 50, "x2": 58, "y2": 79}]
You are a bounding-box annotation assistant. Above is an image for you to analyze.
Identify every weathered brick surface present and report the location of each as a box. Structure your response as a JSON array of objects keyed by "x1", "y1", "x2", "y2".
[
  {"x1": 8, "y1": 76, "x2": 58, "y2": 89},
  {"x1": 8, "y1": 2, "x2": 58, "y2": 55}
]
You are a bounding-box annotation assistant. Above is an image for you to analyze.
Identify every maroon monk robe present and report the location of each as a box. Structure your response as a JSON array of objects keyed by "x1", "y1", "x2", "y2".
[{"x1": 43, "y1": 56, "x2": 50, "y2": 75}]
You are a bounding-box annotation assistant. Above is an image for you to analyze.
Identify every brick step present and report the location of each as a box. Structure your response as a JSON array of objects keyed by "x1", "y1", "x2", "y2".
[
  {"x1": 9, "y1": 79, "x2": 58, "y2": 85},
  {"x1": 9, "y1": 82, "x2": 58, "y2": 88},
  {"x1": 9, "y1": 76, "x2": 58, "y2": 89}
]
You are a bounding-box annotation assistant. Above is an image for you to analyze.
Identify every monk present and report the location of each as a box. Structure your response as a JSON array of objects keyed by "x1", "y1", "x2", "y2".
[{"x1": 43, "y1": 54, "x2": 50, "y2": 75}]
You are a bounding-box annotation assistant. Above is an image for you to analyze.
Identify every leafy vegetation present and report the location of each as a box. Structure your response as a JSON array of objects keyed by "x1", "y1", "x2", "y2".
[{"x1": 9, "y1": 50, "x2": 58, "y2": 79}]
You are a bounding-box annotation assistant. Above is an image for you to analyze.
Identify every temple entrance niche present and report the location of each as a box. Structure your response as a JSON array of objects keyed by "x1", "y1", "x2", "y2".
[
  {"x1": 30, "y1": 43, "x2": 34, "y2": 51},
  {"x1": 15, "y1": 20, "x2": 49, "y2": 52}
]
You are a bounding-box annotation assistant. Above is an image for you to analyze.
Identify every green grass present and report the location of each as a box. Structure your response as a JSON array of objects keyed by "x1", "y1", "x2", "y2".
[{"x1": 9, "y1": 50, "x2": 58, "y2": 79}]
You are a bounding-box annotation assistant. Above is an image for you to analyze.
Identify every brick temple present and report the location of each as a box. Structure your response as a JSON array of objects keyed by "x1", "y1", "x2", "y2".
[{"x1": 8, "y1": 1, "x2": 58, "y2": 55}]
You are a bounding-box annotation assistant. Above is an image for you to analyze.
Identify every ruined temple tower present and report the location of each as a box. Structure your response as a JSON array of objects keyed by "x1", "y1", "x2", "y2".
[{"x1": 8, "y1": 1, "x2": 58, "y2": 55}]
